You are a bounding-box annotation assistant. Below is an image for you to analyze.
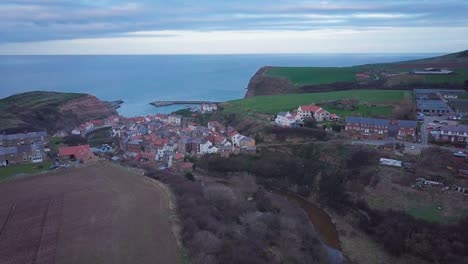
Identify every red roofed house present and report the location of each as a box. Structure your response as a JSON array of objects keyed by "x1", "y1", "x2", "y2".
[
  {"x1": 356, "y1": 73, "x2": 371, "y2": 80},
  {"x1": 297, "y1": 105, "x2": 330, "y2": 121},
  {"x1": 59, "y1": 145, "x2": 96, "y2": 163},
  {"x1": 89, "y1": 120, "x2": 104, "y2": 127},
  {"x1": 330, "y1": 114, "x2": 340, "y2": 121}
]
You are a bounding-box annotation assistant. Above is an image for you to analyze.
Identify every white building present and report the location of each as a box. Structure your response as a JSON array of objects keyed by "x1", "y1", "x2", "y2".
[
  {"x1": 168, "y1": 115, "x2": 182, "y2": 126},
  {"x1": 379, "y1": 158, "x2": 402, "y2": 168},
  {"x1": 200, "y1": 140, "x2": 220, "y2": 154},
  {"x1": 297, "y1": 105, "x2": 331, "y2": 121},
  {"x1": 201, "y1": 103, "x2": 218, "y2": 113},
  {"x1": 275, "y1": 112, "x2": 298, "y2": 127}
]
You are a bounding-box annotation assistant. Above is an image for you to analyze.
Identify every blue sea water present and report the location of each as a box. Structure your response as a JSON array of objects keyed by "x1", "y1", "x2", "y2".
[{"x1": 0, "y1": 54, "x2": 440, "y2": 117}]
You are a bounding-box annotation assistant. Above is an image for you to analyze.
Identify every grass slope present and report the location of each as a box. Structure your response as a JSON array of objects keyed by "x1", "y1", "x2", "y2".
[
  {"x1": 0, "y1": 162, "x2": 52, "y2": 182},
  {"x1": 425, "y1": 68, "x2": 468, "y2": 84},
  {"x1": 0, "y1": 91, "x2": 86, "y2": 131},
  {"x1": 224, "y1": 89, "x2": 410, "y2": 118},
  {"x1": 266, "y1": 67, "x2": 360, "y2": 86}
]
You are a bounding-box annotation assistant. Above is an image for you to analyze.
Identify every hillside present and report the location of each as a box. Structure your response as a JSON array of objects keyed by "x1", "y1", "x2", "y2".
[
  {"x1": 224, "y1": 89, "x2": 410, "y2": 119},
  {"x1": 246, "y1": 50, "x2": 468, "y2": 97},
  {"x1": 0, "y1": 91, "x2": 118, "y2": 133}
]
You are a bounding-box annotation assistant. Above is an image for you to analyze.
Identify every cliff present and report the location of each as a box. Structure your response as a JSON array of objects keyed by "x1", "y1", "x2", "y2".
[
  {"x1": 0, "y1": 91, "x2": 118, "y2": 133},
  {"x1": 245, "y1": 50, "x2": 468, "y2": 98},
  {"x1": 245, "y1": 67, "x2": 295, "y2": 98}
]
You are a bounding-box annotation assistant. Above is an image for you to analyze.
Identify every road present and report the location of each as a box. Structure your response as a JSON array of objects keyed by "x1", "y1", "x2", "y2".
[
  {"x1": 420, "y1": 114, "x2": 461, "y2": 146},
  {"x1": 351, "y1": 139, "x2": 464, "y2": 153}
]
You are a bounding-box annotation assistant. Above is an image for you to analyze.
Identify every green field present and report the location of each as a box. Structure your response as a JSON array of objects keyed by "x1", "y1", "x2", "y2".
[
  {"x1": 223, "y1": 90, "x2": 410, "y2": 118},
  {"x1": 0, "y1": 162, "x2": 52, "y2": 182},
  {"x1": 266, "y1": 67, "x2": 360, "y2": 86},
  {"x1": 425, "y1": 69, "x2": 468, "y2": 84}
]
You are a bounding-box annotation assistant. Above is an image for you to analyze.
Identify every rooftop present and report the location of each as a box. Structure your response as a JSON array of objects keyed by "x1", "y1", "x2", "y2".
[{"x1": 345, "y1": 116, "x2": 389, "y2": 126}]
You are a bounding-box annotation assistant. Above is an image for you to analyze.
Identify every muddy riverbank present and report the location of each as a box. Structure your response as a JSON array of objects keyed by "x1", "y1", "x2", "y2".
[{"x1": 269, "y1": 188, "x2": 341, "y2": 250}]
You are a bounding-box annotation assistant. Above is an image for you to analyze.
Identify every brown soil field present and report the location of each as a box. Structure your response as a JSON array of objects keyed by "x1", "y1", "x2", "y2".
[{"x1": 0, "y1": 162, "x2": 179, "y2": 264}]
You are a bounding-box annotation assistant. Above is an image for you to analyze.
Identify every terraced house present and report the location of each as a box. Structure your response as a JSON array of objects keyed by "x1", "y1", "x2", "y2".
[
  {"x1": 0, "y1": 131, "x2": 47, "y2": 166},
  {"x1": 345, "y1": 117, "x2": 417, "y2": 141},
  {"x1": 436, "y1": 125, "x2": 468, "y2": 144}
]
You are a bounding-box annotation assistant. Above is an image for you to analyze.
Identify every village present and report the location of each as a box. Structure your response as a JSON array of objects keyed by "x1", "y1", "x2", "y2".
[
  {"x1": 2, "y1": 90, "x2": 468, "y2": 198},
  {"x1": 0, "y1": 103, "x2": 258, "y2": 174}
]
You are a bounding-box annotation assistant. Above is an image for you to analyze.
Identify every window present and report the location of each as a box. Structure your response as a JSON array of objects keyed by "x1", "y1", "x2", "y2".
[{"x1": 458, "y1": 137, "x2": 464, "y2": 142}]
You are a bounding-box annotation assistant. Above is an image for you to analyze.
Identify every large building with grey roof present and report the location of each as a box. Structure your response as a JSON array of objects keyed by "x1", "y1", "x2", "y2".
[{"x1": 416, "y1": 100, "x2": 453, "y2": 115}]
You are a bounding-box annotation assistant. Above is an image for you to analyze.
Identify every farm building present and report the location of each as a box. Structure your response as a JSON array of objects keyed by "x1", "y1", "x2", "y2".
[
  {"x1": 416, "y1": 100, "x2": 453, "y2": 115},
  {"x1": 412, "y1": 68, "x2": 454, "y2": 75},
  {"x1": 59, "y1": 145, "x2": 96, "y2": 163},
  {"x1": 414, "y1": 89, "x2": 439, "y2": 100},
  {"x1": 448, "y1": 99, "x2": 468, "y2": 115},
  {"x1": 439, "y1": 90, "x2": 466, "y2": 99}
]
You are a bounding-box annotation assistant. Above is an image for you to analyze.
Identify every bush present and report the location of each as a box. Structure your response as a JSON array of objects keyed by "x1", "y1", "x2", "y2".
[
  {"x1": 161, "y1": 174, "x2": 330, "y2": 264},
  {"x1": 63, "y1": 135, "x2": 88, "y2": 146},
  {"x1": 185, "y1": 172, "x2": 195, "y2": 181},
  {"x1": 359, "y1": 204, "x2": 468, "y2": 263}
]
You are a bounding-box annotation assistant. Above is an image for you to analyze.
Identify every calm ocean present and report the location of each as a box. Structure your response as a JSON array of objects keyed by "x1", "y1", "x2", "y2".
[{"x1": 0, "y1": 54, "x2": 439, "y2": 117}]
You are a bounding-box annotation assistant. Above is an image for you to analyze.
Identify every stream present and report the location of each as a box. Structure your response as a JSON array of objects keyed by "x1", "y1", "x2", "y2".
[{"x1": 268, "y1": 188, "x2": 345, "y2": 263}]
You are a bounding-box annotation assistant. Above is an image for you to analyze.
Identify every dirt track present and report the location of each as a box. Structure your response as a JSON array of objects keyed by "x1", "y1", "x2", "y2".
[{"x1": 0, "y1": 162, "x2": 179, "y2": 264}]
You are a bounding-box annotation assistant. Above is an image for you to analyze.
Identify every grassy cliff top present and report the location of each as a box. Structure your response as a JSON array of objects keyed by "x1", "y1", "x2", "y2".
[
  {"x1": 262, "y1": 50, "x2": 468, "y2": 87},
  {"x1": 0, "y1": 91, "x2": 87, "y2": 132},
  {"x1": 0, "y1": 91, "x2": 86, "y2": 110}
]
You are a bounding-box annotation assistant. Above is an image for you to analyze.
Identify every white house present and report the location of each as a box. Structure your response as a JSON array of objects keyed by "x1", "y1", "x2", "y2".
[
  {"x1": 71, "y1": 129, "x2": 81, "y2": 135},
  {"x1": 200, "y1": 140, "x2": 220, "y2": 154},
  {"x1": 275, "y1": 112, "x2": 297, "y2": 127},
  {"x1": 201, "y1": 104, "x2": 218, "y2": 113},
  {"x1": 156, "y1": 148, "x2": 165, "y2": 161},
  {"x1": 168, "y1": 115, "x2": 182, "y2": 126},
  {"x1": 163, "y1": 142, "x2": 177, "y2": 152},
  {"x1": 297, "y1": 105, "x2": 331, "y2": 121},
  {"x1": 232, "y1": 134, "x2": 245, "y2": 147}
]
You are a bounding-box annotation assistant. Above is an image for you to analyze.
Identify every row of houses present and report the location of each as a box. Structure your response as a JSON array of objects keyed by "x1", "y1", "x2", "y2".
[
  {"x1": 275, "y1": 104, "x2": 339, "y2": 127},
  {"x1": 345, "y1": 117, "x2": 417, "y2": 141},
  {"x1": 432, "y1": 124, "x2": 468, "y2": 144},
  {"x1": 0, "y1": 131, "x2": 47, "y2": 166}
]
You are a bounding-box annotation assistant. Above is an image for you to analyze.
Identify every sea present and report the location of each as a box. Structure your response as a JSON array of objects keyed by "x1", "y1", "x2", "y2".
[{"x1": 0, "y1": 54, "x2": 440, "y2": 117}]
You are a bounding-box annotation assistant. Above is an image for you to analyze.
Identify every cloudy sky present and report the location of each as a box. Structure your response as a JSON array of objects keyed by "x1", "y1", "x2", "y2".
[{"x1": 0, "y1": 0, "x2": 467, "y2": 54}]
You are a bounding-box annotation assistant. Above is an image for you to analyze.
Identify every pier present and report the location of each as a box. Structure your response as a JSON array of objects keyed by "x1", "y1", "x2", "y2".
[{"x1": 150, "y1": 100, "x2": 219, "y2": 107}]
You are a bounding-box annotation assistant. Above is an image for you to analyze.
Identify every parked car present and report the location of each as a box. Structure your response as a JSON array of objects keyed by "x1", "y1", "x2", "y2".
[{"x1": 433, "y1": 120, "x2": 440, "y2": 123}]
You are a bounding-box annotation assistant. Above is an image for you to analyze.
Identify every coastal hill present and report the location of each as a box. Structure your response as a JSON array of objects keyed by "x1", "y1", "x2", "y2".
[
  {"x1": 245, "y1": 50, "x2": 468, "y2": 98},
  {"x1": 0, "y1": 91, "x2": 117, "y2": 133}
]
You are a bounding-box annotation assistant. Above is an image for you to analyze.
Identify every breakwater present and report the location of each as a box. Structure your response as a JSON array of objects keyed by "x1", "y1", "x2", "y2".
[{"x1": 150, "y1": 101, "x2": 219, "y2": 107}]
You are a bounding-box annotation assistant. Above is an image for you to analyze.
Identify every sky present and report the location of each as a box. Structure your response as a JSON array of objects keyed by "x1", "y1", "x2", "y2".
[{"x1": 0, "y1": 0, "x2": 467, "y2": 54}]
